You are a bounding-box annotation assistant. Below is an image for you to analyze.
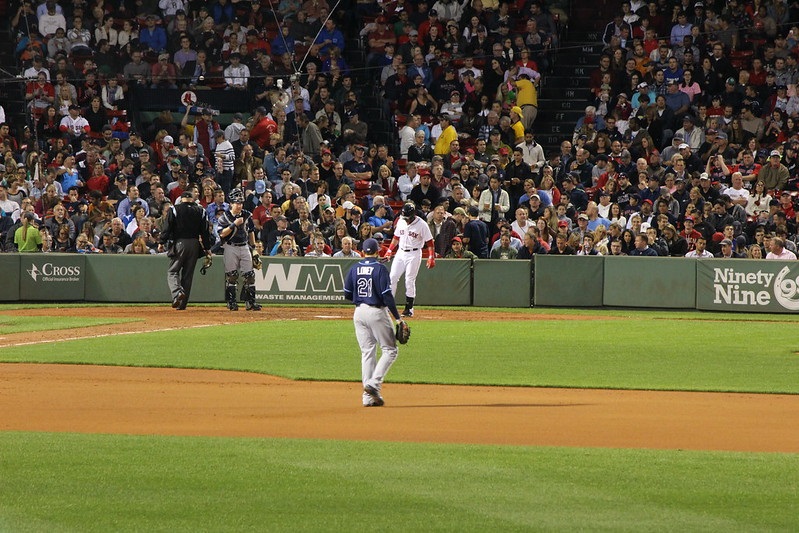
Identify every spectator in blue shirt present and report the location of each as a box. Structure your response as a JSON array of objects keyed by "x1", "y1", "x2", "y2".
[
  {"x1": 139, "y1": 15, "x2": 168, "y2": 53},
  {"x1": 271, "y1": 26, "x2": 295, "y2": 57},
  {"x1": 315, "y1": 19, "x2": 345, "y2": 56}
]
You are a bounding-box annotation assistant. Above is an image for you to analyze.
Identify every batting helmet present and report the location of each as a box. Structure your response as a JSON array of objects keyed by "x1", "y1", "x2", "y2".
[
  {"x1": 402, "y1": 203, "x2": 416, "y2": 218},
  {"x1": 229, "y1": 188, "x2": 245, "y2": 203}
]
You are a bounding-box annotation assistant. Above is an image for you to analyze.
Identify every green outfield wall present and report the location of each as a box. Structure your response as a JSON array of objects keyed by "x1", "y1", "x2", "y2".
[
  {"x1": 83, "y1": 255, "x2": 223, "y2": 303},
  {"x1": 603, "y1": 256, "x2": 697, "y2": 309},
  {"x1": 533, "y1": 255, "x2": 604, "y2": 307},
  {"x1": 4, "y1": 254, "x2": 799, "y2": 313},
  {"x1": 473, "y1": 259, "x2": 532, "y2": 307},
  {"x1": 0, "y1": 255, "x2": 20, "y2": 301}
]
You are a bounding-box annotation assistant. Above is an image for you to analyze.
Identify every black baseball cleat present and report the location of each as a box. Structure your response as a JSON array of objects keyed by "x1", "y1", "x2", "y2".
[
  {"x1": 173, "y1": 290, "x2": 186, "y2": 310},
  {"x1": 364, "y1": 385, "x2": 384, "y2": 406},
  {"x1": 245, "y1": 301, "x2": 262, "y2": 311},
  {"x1": 401, "y1": 308, "x2": 414, "y2": 318},
  {"x1": 227, "y1": 301, "x2": 239, "y2": 311}
]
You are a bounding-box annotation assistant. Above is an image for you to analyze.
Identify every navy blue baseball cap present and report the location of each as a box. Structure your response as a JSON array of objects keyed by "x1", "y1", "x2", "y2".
[{"x1": 362, "y1": 238, "x2": 379, "y2": 254}]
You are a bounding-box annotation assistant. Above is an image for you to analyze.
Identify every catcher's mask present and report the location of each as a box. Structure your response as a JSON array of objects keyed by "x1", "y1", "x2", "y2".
[{"x1": 228, "y1": 188, "x2": 245, "y2": 204}]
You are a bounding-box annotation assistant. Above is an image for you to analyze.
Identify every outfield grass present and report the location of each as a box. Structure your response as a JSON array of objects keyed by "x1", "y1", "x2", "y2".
[
  {"x1": 1, "y1": 313, "x2": 797, "y2": 393},
  {"x1": 0, "y1": 432, "x2": 796, "y2": 532}
]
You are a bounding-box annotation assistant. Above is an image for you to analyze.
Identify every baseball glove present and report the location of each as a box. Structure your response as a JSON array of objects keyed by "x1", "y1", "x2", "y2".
[
  {"x1": 395, "y1": 320, "x2": 411, "y2": 344},
  {"x1": 252, "y1": 251, "x2": 262, "y2": 270}
]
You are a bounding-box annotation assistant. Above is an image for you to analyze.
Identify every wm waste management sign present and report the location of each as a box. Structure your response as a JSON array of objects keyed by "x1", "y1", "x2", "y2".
[
  {"x1": 255, "y1": 257, "x2": 357, "y2": 303},
  {"x1": 19, "y1": 254, "x2": 86, "y2": 300},
  {"x1": 697, "y1": 259, "x2": 799, "y2": 313}
]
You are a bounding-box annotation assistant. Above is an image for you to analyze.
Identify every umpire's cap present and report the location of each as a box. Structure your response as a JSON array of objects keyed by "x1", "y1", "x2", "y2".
[{"x1": 362, "y1": 238, "x2": 379, "y2": 255}]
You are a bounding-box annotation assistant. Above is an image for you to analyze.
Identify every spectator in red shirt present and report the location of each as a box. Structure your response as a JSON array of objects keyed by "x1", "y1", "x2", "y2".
[{"x1": 249, "y1": 106, "x2": 278, "y2": 150}]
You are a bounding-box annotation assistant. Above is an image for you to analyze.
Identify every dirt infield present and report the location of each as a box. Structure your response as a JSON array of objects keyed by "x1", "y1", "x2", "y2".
[{"x1": 1, "y1": 306, "x2": 798, "y2": 453}]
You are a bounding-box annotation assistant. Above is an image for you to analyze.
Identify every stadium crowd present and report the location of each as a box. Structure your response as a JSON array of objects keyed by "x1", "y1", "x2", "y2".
[{"x1": 1, "y1": 0, "x2": 799, "y2": 262}]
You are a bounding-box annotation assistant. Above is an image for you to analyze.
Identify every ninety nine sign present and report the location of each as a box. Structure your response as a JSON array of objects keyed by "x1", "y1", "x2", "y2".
[
  {"x1": 697, "y1": 259, "x2": 799, "y2": 312},
  {"x1": 255, "y1": 260, "x2": 352, "y2": 302}
]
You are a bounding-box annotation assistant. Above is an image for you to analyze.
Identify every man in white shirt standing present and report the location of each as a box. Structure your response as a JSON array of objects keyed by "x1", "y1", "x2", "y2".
[
  {"x1": 515, "y1": 130, "x2": 546, "y2": 178},
  {"x1": 214, "y1": 130, "x2": 235, "y2": 198},
  {"x1": 399, "y1": 114, "x2": 419, "y2": 159}
]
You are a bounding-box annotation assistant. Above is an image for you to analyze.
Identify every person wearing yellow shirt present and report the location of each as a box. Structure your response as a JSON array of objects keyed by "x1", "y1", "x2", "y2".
[
  {"x1": 433, "y1": 115, "x2": 458, "y2": 156},
  {"x1": 513, "y1": 72, "x2": 538, "y2": 130},
  {"x1": 509, "y1": 106, "x2": 525, "y2": 144}
]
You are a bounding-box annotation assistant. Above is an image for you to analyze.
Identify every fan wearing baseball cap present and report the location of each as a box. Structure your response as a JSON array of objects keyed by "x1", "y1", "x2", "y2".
[{"x1": 760, "y1": 149, "x2": 790, "y2": 191}]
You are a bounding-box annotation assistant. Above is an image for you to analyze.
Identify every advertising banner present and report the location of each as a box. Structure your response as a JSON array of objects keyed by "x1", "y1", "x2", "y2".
[
  {"x1": 256, "y1": 257, "x2": 472, "y2": 305},
  {"x1": 256, "y1": 258, "x2": 356, "y2": 304},
  {"x1": 19, "y1": 254, "x2": 86, "y2": 301},
  {"x1": 696, "y1": 259, "x2": 799, "y2": 313}
]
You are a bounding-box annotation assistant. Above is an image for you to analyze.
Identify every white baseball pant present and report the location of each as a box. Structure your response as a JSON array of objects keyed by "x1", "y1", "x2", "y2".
[
  {"x1": 353, "y1": 304, "x2": 398, "y2": 404},
  {"x1": 389, "y1": 251, "x2": 422, "y2": 298}
]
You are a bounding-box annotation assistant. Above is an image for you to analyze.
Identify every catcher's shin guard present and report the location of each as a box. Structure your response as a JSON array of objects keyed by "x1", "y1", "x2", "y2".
[
  {"x1": 225, "y1": 270, "x2": 239, "y2": 311},
  {"x1": 242, "y1": 271, "x2": 261, "y2": 311}
]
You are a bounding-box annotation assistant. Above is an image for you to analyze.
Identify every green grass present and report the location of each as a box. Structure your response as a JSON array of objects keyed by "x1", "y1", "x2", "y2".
[
  {"x1": 0, "y1": 432, "x2": 796, "y2": 533},
  {"x1": 1, "y1": 315, "x2": 798, "y2": 394},
  {"x1": 0, "y1": 315, "x2": 135, "y2": 335}
]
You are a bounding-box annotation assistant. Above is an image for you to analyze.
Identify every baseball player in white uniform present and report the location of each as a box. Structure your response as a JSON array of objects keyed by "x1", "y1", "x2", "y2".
[{"x1": 385, "y1": 203, "x2": 436, "y2": 317}]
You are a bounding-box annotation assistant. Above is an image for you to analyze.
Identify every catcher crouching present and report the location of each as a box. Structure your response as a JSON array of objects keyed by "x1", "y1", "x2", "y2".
[{"x1": 216, "y1": 188, "x2": 262, "y2": 311}]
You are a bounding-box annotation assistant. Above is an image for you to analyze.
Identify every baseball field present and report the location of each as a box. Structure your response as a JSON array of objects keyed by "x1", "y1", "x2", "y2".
[{"x1": 1, "y1": 304, "x2": 798, "y2": 531}]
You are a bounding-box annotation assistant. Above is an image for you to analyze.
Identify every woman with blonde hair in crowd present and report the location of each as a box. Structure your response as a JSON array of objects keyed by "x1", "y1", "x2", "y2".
[
  {"x1": 275, "y1": 234, "x2": 299, "y2": 256},
  {"x1": 356, "y1": 223, "x2": 374, "y2": 247},
  {"x1": 538, "y1": 168, "x2": 561, "y2": 205},
  {"x1": 747, "y1": 244, "x2": 763, "y2": 259},
  {"x1": 124, "y1": 237, "x2": 152, "y2": 254},
  {"x1": 594, "y1": 225, "x2": 609, "y2": 249},
  {"x1": 199, "y1": 184, "x2": 216, "y2": 208},
  {"x1": 334, "y1": 183, "x2": 352, "y2": 205},
  {"x1": 540, "y1": 205, "x2": 559, "y2": 235},
  {"x1": 34, "y1": 183, "x2": 60, "y2": 218}
]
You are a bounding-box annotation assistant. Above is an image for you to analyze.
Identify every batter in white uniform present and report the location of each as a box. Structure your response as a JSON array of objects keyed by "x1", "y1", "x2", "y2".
[{"x1": 385, "y1": 203, "x2": 436, "y2": 317}]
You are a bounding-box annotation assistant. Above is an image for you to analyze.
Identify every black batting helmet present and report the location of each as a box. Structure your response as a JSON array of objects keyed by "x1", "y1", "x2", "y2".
[{"x1": 402, "y1": 203, "x2": 416, "y2": 218}]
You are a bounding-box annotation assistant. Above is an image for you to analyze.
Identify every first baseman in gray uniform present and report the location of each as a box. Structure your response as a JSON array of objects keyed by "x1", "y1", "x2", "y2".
[
  {"x1": 343, "y1": 238, "x2": 403, "y2": 407},
  {"x1": 217, "y1": 189, "x2": 261, "y2": 311}
]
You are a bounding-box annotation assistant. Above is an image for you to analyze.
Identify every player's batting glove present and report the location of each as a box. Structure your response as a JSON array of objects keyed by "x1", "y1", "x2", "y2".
[
  {"x1": 426, "y1": 256, "x2": 436, "y2": 269},
  {"x1": 381, "y1": 250, "x2": 392, "y2": 263}
]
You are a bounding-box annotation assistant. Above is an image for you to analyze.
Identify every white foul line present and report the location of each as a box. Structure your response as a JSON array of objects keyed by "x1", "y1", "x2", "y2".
[{"x1": 0, "y1": 323, "x2": 221, "y2": 349}]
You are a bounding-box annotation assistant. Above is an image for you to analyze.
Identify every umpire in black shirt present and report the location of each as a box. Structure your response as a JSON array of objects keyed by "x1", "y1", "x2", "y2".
[{"x1": 161, "y1": 190, "x2": 212, "y2": 310}]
